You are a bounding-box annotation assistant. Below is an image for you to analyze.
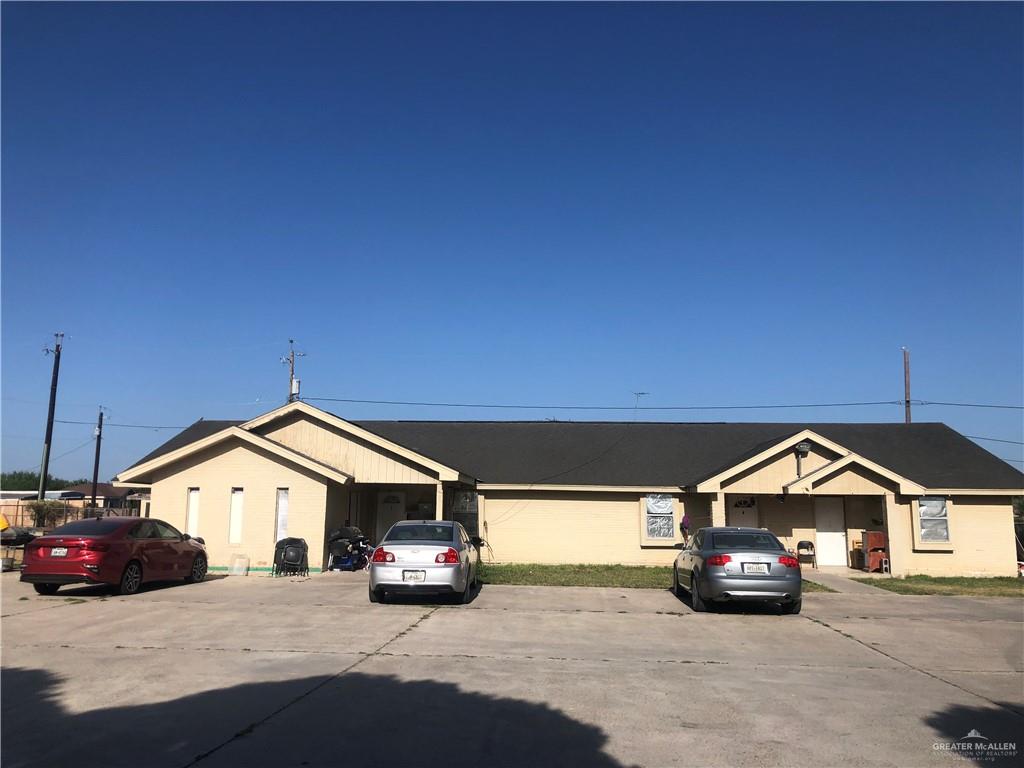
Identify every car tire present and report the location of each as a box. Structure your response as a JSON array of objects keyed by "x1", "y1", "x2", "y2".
[
  {"x1": 690, "y1": 571, "x2": 707, "y2": 613},
  {"x1": 368, "y1": 584, "x2": 381, "y2": 603},
  {"x1": 459, "y1": 573, "x2": 475, "y2": 605},
  {"x1": 185, "y1": 554, "x2": 207, "y2": 584},
  {"x1": 118, "y1": 561, "x2": 143, "y2": 596},
  {"x1": 672, "y1": 566, "x2": 684, "y2": 598},
  {"x1": 33, "y1": 583, "x2": 59, "y2": 596},
  {"x1": 781, "y1": 598, "x2": 802, "y2": 615}
]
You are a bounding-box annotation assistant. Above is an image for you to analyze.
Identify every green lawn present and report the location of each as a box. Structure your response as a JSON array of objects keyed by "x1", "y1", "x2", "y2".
[
  {"x1": 851, "y1": 575, "x2": 1023, "y2": 597},
  {"x1": 478, "y1": 562, "x2": 835, "y2": 592},
  {"x1": 801, "y1": 579, "x2": 836, "y2": 593}
]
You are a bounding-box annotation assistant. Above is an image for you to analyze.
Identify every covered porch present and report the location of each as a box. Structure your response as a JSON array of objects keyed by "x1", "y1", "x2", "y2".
[
  {"x1": 715, "y1": 492, "x2": 891, "y2": 571},
  {"x1": 693, "y1": 429, "x2": 929, "y2": 575},
  {"x1": 319, "y1": 480, "x2": 478, "y2": 569}
]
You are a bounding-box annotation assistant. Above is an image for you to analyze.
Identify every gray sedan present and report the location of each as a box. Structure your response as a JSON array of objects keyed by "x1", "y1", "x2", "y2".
[
  {"x1": 673, "y1": 527, "x2": 802, "y2": 614},
  {"x1": 368, "y1": 520, "x2": 480, "y2": 604}
]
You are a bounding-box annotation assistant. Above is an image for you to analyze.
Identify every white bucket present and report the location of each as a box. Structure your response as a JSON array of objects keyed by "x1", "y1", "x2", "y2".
[{"x1": 228, "y1": 554, "x2": 249, "y2": 576}]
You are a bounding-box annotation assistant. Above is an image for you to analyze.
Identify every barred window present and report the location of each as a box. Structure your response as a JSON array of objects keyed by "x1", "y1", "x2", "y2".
[
  {"x1": 918, "y1": 497, "x2": 949, "y2": 543},
  {"x1": 645, "y1": 494, "x2": 675, "y2": 539}
]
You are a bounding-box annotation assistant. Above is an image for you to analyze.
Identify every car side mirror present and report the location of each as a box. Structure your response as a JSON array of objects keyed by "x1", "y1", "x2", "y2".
[
  {"x1": 182, "y1": 533, "x2": 191, "y2": 541},
  {"x1": 470, "y1": 536, "x2": 485, "y2": 548}
]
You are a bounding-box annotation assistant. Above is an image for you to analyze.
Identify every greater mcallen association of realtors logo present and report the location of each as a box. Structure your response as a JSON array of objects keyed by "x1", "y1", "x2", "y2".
[{"x1": 933, "y1": 729, "x2": 1019, "y2": 762}]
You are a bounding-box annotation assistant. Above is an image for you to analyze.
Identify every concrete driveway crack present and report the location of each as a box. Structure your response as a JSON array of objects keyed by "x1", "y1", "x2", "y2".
[
  {"x1": 181, "y1": 607, "x2": 439, "y2": 766},
  {"x1": 804, "y1": 614, "x2": 1024, "y2": 718}
]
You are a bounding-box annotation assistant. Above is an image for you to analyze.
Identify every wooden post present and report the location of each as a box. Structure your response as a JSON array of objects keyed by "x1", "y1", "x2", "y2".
[{"x1": 435, "y1": 484, "x2": 444, "y2": 521}]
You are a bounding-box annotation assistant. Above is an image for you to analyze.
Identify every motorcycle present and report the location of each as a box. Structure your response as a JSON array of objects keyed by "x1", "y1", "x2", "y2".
[{"x1": 326, "y1": 526, "x2": 372, "y2": 571}]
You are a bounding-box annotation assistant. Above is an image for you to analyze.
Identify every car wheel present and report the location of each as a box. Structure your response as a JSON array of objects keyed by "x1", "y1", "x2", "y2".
[
  {"x1": 33, "y1": 583, "x2": 59, "y2": 596},
  {"x1": 185, "y1": 554, "x2": 207, "y2": 584},
  {"x1": 690, "y1": 570, "x2": 707, "y2": 613},
  {"x1": 672, "y1": 566, "x2": 684, "y2": 598},
  {"x1": 781, "y1": 598, "x2": 802, "y2": 615},
  {"x1": 119, "y1": 561, "x2": 143, "y2": 596},
  {"x1": 368, "y1": 584, "x2": 381, "y2": 603},
  {"x1": 459, "y1": 573, "x2": 475, "y2": 605}
]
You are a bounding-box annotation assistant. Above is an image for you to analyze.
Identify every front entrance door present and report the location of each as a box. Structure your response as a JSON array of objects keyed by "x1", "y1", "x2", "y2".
[
  {"x1": 727, "y1": 496, "x2": 759, "y2": 528},
  {"x1": 376, "y1": 491, "x2": 406, "y2": 542},
  {"x1": 814, "y1": 497, "x2": 848, "y2": 566}
]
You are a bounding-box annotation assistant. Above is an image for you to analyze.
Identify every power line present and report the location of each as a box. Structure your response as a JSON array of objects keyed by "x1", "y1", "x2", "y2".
[
  {"x1": 919, "y1": 401, "x2": 1024, "y2": 410},
  {"x1": 966, "y1": 435, "x2": 1024, "y2": 446},
  {"x1": 302, "y1": 395, "x2": 1024, "y2": 412},
  {"x1": 302, "y1": 396, "x2": 905, "y2": 411},
  {"x1": 49, "y1": 436, "x2": 96, "y2": 463},
  {"x1": 55, "y1": 419, "x2": 185, "y2": 430}
]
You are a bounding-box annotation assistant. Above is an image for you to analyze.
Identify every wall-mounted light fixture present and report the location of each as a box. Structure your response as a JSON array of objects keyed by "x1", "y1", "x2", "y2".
[{"x1": 795, "y1": 441, "x2": 812, "y2": 478}]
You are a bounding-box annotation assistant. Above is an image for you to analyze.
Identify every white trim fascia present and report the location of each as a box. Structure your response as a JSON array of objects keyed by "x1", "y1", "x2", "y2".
[
  {"x1": 475, "y1": 483, "x2": 685, "y2": 493},
  {"x1": 783, "y1": 453, "x2": 925, "y2": 495},
  {"x1": 241, "y1": 401, "x2": 462, "y2": 481},
  {"x1": 695, "y1": 429, "x2": 851, "y2": 493},
  {"x1": 116, "y1": 426, "x2": 353, "y2": 486}
]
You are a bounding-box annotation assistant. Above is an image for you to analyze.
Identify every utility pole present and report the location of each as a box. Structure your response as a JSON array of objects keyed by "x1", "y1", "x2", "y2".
[
  {"x1": 902, "y1": 347, "x2": 912, "y2": 424},
  {"x1": 281, "y1": 339, "x2": 306, "y2": 403},
  {"x1": 37, "y1": 333, "x2": 64, "y2": 501},
  {"x1": 90, "y1": 408, "x2": 105, "y2": 509}
]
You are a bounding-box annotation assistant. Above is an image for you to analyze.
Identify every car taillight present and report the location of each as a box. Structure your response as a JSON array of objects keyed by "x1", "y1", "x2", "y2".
[
  {"x1": 705, "y1": 554, "x2": 732, "y2": 566},
  {"x1": 779, "y1": 555, "x2": 800, "y2": 568},
  {"x1": 371, "y1": 548, "x2": 394, "y2": 563},
  {"x1": 434, "y1": 548, "x2": 459, "y2": 564},
  {"x1": 83, "y1": 541, "x2": 110, "y2": 552}
]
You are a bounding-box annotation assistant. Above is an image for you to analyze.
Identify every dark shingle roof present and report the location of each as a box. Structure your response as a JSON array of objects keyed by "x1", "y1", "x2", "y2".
[
  {"x1": 61, "y1": 482, "x2": 135, "y2": 498},
  {"x1": 353, "y1": 421, "x2": 1024, "y2": 489},
  {"x1": 124, "y1": 415, "x2": 1024, "y2": 490},
  {"x1": 127, "y1": 420, "x2": 244, "y2": 469}
]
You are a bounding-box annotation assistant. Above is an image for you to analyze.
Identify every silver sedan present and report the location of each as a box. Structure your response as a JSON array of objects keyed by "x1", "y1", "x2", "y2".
[
  {"x1": 368, "y1": 520, "x2": 480, "y2": 604},
  {"x1": 673, "y1": 527, "x2": 803, "y2": 614}
]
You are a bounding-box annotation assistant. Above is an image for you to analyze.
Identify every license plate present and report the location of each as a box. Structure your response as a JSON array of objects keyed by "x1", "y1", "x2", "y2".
[
  {"x1": 402, "y1": 570, "x2": 425, "y2": 583},
  {"x1": 743, "y1": 562, "x2": 769, "y2": 574},
  {"x1": 50, "y1": 547, "x2": 68, "y2": 558}
]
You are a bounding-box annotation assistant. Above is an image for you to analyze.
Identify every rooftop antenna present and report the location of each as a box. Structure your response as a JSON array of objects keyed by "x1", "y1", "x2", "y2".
[
  {"x1": 281, "y1": 339, "x2": 306, "y2": 403},
  {"x1": 632, "y1": 391, "x2": 649, "y2": 420},
  {"x1": 902, "y1": 347, "x2": 911, "y2": 424}
]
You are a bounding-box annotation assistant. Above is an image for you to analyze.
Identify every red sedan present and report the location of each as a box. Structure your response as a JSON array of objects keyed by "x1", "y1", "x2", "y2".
[{"x1": 21, "y1": 516, "x2": 208, "y2": 596}]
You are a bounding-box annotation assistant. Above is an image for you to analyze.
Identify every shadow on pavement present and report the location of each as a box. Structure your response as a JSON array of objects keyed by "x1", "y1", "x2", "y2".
[
  {"x1": 2, "y1": 665, "x2": 628, "y2": 768},
  {"x1": 378, "y1": 580, "x2": 482, "y2": 606},
  {"x1": 924, "y1": 702, "x2": 1023, "y2": 766},
  {"x1": 669, "y1": 588, "x2": 795, "y2": 616},
  {"x1": 38, "y1": 574, "x2": 231, "y2": 599}
]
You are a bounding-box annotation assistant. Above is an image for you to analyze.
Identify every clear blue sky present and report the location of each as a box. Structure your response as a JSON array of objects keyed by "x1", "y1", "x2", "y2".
[{"x1": 2, "y1": 2, "x2": 1022, "y2": 481}]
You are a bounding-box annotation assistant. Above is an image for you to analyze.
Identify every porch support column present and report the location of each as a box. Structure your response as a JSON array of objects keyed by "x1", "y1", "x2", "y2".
[
  {"x1": 435, "y1": 484, "x2": 444, "y2": 520},
  {"x1": 883, "y1": 492, "x2": 910, "y2": 576},
  {"x1": 710, "y1": 493, "x2": 726, "y2": 527}
]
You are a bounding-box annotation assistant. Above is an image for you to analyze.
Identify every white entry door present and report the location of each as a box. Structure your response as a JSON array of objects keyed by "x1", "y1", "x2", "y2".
[
  {"x1": 376, "y1": 491, "x2": 406, "y2": 542},
  {"x1": 727, "y1": 496, "x2": 759, "y2": 528},
  {"x1": 814, "y1": 497, "x2": 848, "y2": 566}
]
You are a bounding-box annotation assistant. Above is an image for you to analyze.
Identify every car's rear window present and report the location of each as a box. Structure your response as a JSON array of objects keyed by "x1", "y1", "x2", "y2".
[
  {"x1": 46, "y1": 519, "x2": 128, "y2": 536},
  {"x1": 711, "y1": 532, "x2": 784, "y2": 551},
  {"x1": 384, "y1": 524, "x2": 454, "y2": 543}
]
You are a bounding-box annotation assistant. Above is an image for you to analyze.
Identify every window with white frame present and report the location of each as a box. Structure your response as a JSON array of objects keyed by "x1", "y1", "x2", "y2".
[
  {"x1": 918, "y1": 497, "x2": 949, "y2": 543},
  {"x1": 228, "y1": 488, "x2": 244, "y2": 544},
  {"x1": 274, "y1": 488, "x2": 289, "y2": 542},
  {"x1": 645, "y1": 494, "x2": 675, "y2": 540}
]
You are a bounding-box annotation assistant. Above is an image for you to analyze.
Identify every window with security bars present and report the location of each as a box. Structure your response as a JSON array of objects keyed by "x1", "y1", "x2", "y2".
[
  {"x1": 645, "y1": 494, "x2": 675, "y2": 539},
  {"x1": 918, "y1": 497, "x2": 949, "y2": 542}
]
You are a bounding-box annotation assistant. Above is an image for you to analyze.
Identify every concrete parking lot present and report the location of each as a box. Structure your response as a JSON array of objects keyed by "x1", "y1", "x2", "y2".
[{"x1": 2, "y1": 572, "x2": 1021, "y2": 768}]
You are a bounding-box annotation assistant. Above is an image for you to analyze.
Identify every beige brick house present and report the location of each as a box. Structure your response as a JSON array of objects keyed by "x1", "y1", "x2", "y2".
[{"x1": 115, "y1": 401, "x2": 1023, "y2": 576}]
